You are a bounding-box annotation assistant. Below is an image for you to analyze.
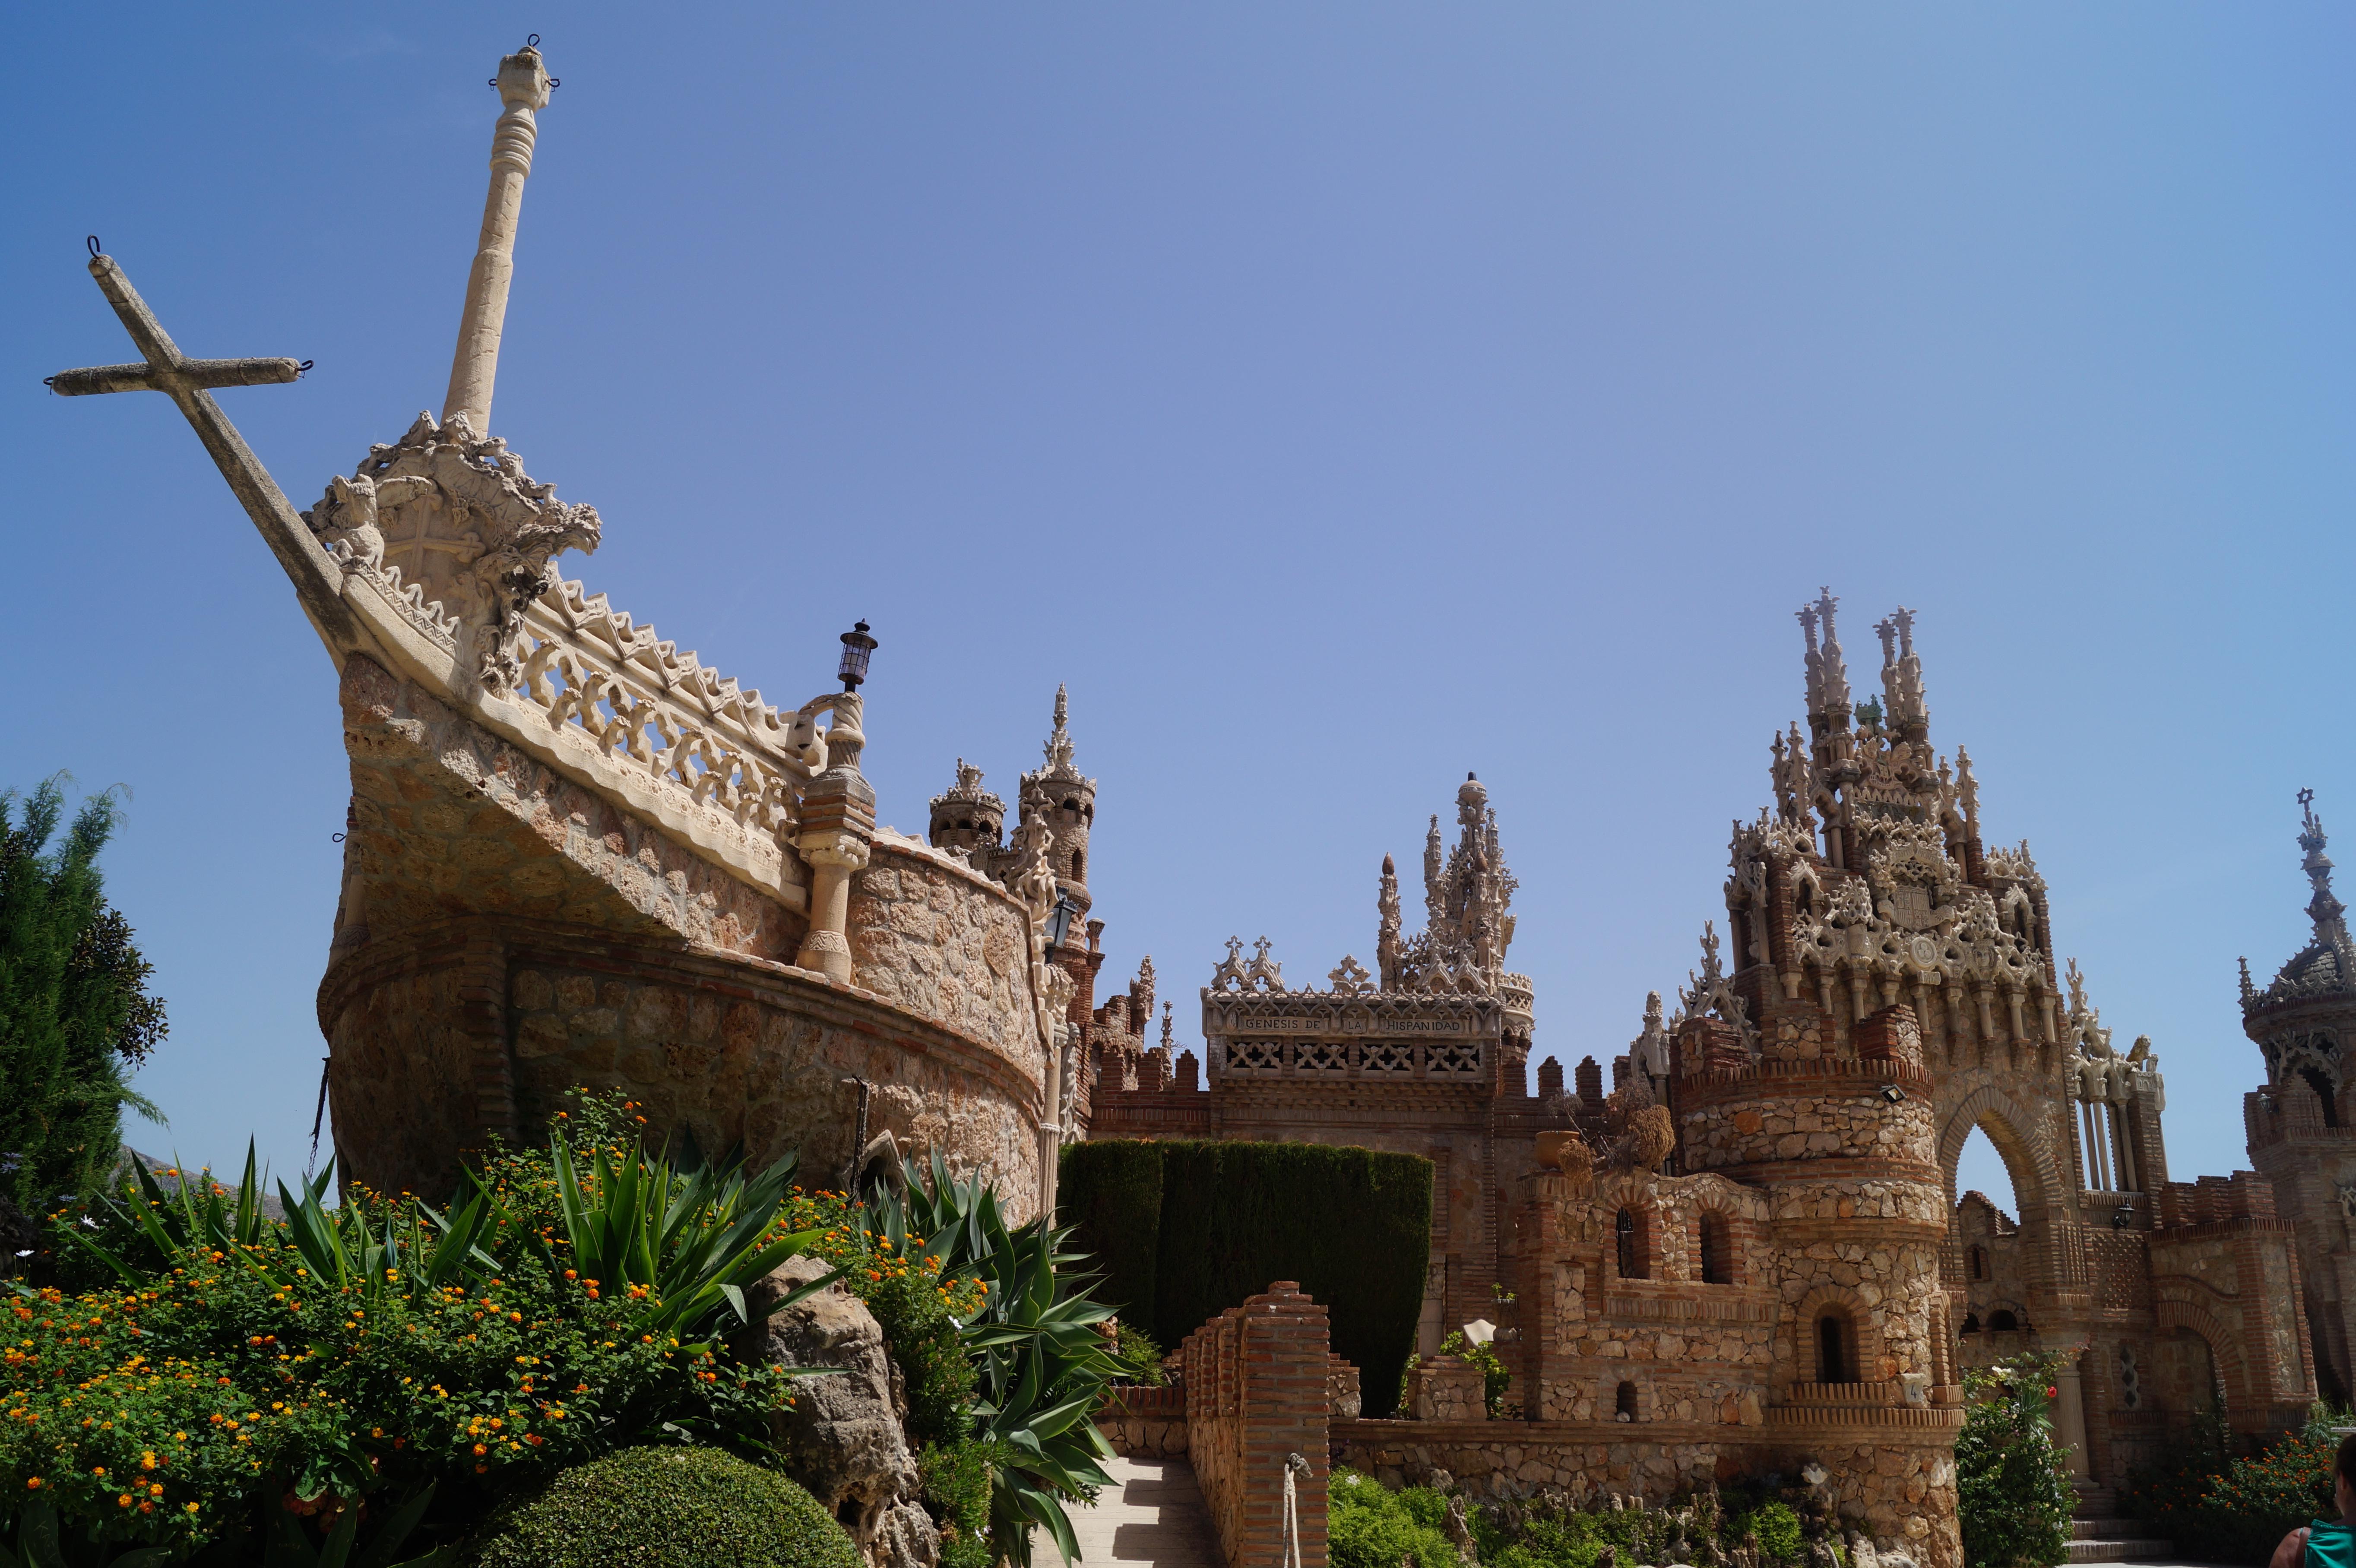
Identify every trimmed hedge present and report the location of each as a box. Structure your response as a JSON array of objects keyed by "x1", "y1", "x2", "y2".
[
  {"x1": 471, "y1": 1445, "x2": 860, "y2": 1568},
  {"x1": 1060, "y1": 1138, "x2": 1432, "y2": 1416}
]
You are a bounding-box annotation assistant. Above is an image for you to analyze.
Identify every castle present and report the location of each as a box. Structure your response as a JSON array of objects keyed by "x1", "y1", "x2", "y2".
[
  {"x1": 50, "y1": 39, "x2": 2328, "y2": 1568},
  {"x1": 1081, "y1": 592, "x2": 2317, "y2": 1559}
]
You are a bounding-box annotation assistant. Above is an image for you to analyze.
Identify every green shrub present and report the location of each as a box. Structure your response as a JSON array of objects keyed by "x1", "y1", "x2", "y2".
[
  {"x1": 471, "y1": 1445, "x2": 858, "y2": 1568},
  {"x1": 1112, "y1": 1321, "x2": 1166, "y2": 1385},
  {"x1": 1743, "y1": 1501, "x2": 1803, "y2": 1564},
  {"x1": 919, "y1": 1437, "x2": 991, "y2": 1536},
  {"x1": 1054, "y1": 1140, "x2": 1162, "y2": 1330},
  {"x1": 1060, "y1": 1139, "x2": 1432, "y2": 1416},
  {"x1": 1329, "y1": 1469, "x2": 1463, "y2": 1568},
  {"x1": 1439, "y1": 1328, "x2": 1511, "y2": 1418},
  {"x1": 1956, "y1": 1353, "x2": 2074, "y2": 1568}
]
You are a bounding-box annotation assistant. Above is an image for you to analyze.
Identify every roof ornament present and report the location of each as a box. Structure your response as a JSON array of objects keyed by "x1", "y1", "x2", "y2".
[{"x1": 2301, "y1": 788, "x2": 2349, "y2": 943}]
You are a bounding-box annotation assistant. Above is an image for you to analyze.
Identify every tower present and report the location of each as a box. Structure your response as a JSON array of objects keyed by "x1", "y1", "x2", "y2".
[
  {"x1": 2243, "y1": 790, "x2": 2356, "y2": 1401},
  {"x1": 1017, "y1": 685, "x2": 1096, "y2": 926}
]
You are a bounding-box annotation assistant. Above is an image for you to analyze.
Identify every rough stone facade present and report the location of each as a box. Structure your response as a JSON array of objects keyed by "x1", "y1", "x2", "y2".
[{"x1": 1091, "y1": 594, "x2": 2318, "y2": 1566}]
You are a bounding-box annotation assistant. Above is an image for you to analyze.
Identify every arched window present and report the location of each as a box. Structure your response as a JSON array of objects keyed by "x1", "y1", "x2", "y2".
[
  {"x1": 1960, "y1": 1314, "x2": 1981, "y2": 1335},
  {"x1": 1967, "y1": 1245, "x2": 1989, "y2": 1282},
  {"x1": 2304, "y1": 1068, "x2": 2341, "y2": 1129},
  {"x1": 1071, "y1": 849, "x2": 1085, "y2": 883},
  {"x1": 1615, "y1": 1381, "x2": 1638, "y2": 1421},
  {"x1": 1989, "y1": 1309, "x2": 2019, "y2": 1332},
  {"x1": 1615, "y1": 1209, "x2": 1647, "y2": 1280},
  {"x1": 1699, "y1": 1214, "x2": 1732, "y2": 1285},
  {"x1": 1815, "y1": 1312, "x2": 1851, "y2": 1383}
]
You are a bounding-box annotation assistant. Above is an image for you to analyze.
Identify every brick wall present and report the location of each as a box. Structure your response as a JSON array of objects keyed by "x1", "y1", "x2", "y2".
[{"x1": 1181, "y1": 1283, "x2": 1333, "y2": 1568}]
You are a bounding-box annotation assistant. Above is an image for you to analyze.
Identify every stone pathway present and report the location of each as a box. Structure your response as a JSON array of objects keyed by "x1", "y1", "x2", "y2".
[{"x1": 1069, "y1": 1455, "x2": 1222, "y2": 1568}]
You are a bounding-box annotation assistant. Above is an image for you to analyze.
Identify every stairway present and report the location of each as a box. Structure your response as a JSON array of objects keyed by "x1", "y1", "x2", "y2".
[
  {"x1": 2065, "y1": 1483, "x2": 2177, "y2": 1565},
  {"x1": 1068, "y1": 1454, "x2": 1222, "y2": 1568}
]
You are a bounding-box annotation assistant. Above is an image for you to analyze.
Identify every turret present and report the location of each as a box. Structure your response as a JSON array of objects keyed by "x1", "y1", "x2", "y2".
[
  {"x1": 928, "y1": 759, "x2": 1006, "y2": 860},
  {"x1": 1017, "y1": 685, "x2": 1096, "y2": 924}
]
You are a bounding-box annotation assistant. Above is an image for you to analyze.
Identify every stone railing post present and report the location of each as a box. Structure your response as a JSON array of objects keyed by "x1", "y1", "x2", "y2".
[{"x1": 795, "y1": 694, "x2": 874, "y2": 982}]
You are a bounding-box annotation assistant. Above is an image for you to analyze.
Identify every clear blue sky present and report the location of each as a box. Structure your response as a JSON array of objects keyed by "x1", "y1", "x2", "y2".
[{"x1": 7, "y1": 5, "x2": 2353, "y2": 1210}]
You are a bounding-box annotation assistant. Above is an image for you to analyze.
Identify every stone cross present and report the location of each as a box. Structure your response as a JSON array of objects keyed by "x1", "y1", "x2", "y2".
[{"x1": 47, "y1": 246, "x2": 352, "y2": 646}]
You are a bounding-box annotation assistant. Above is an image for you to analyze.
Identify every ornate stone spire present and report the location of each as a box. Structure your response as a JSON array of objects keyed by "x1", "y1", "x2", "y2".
[
  {"x1": 1040, "y1": 684, "x2": 1080, "y2": 780},
  {"x1": 2301, "y1": 789, "x2": 2350, "y2": 947},
  {"x1": 1802, "y1": 588, "x2": 1852, "y2": 728},
  {"x1": 1423, "y1": 815, "x2": 1447, "y2": 939},
  {"x1": 1377, "y1": 853, "x2": 1403, "y2": 989},
  {"x1": 1875, "y1": 606, "x2": 1928, "y2": 741}
]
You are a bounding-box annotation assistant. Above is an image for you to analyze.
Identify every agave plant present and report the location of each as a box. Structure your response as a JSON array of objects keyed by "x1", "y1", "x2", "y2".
[
  {"x1": 65, "y1": 1144, "x2": 500, "y2": 1313},
  {"x1": 533, "y1": 1137, "x2": 833, "y2": 1342},
  {"x1": 869, "y1": 1154, "x2": 1121, "y2": 1568}
]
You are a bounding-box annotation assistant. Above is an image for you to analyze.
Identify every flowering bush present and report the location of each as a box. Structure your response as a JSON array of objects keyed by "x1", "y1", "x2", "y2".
[
  {"x1": 1955, "y1": 1352, "x2": 2074, "y2": 1568},
  {"x1": 0, "y1": 1099, "x2": 844, "y2": 1562},
  {"x1": 2122, "y1": 1404, "x2": 2346, "y2": 1564}
]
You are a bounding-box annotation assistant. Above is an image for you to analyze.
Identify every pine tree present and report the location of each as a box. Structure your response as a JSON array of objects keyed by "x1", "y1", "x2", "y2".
[{"x1": 0, "y1": 775, "x2": 166, "y2": 1253}]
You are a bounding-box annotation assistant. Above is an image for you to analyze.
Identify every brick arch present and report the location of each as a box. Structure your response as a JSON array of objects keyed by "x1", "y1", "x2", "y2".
[
  {"x1": 1602, "y1": 1372, "x2": 1648, "y2": 1423},
  {"x1": 1792, "y1": 1283, "x2": 1886, "y2": 1383},
  {"x1": 2155, "y1": 1294, "x2": 2254, "y2": 1418},
  {"x1": 1938, "y1": 1084, "x2": 2065, "y2": 1212}
]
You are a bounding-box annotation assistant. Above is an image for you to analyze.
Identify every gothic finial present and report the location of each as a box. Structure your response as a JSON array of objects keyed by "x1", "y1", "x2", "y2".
[
  {"x1": 2299, "y1": 789, "x2": 2348, "y2": 943},
  {"x1": 1042, "y1": 684, "x2": 1076, "y2": 774},
  {"x1": 2239, "y1": 955, "x2": 2256, "y2": 1007},
  {"x1": 1811, "y1": 588, "x2": 1851, "y2": 722},
  {"x1": 1955, "y1": 746, "x2": 1979, "y2": 831},
  {"x1": 1161, "y1": 1000, "x2": 1175, "y2": 1050},
  {"x1": 1874, "y1": 605, "x2": 1927, "y2": 738}
]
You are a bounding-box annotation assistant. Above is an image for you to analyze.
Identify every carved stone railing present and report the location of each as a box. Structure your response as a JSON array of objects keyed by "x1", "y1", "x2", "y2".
[
  {"x1": 301, "y1": 411, "x2": 854, "y2": 915},
  {"x1": 509, "y1": 579, "x2": 820, "y2": 847}
]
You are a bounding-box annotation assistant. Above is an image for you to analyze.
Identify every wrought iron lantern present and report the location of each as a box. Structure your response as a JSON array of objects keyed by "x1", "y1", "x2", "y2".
[
  {"x1": 1046, "y1": 893, "x2": 1080, "y2": 948},
  {"x1": 837, "y1": 620, "x2": 877, "y2": 691}
]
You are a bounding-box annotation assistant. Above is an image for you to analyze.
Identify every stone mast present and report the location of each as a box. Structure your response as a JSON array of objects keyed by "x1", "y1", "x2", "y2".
[{"x1": 443, "y1": 40, "x2": 554, "y2": 434}]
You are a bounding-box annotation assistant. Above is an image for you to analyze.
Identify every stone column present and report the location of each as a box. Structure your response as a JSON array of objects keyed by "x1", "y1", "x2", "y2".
[
  {"x1": 2053, "y1": 1352, "x2": 2090, "y2": 1479},
  {"x1": 444, "y1": 44, "x2": 554, "y2": 435},
  {"x1": 795, "y1": 697, "x2": 874, "y2": 983}
]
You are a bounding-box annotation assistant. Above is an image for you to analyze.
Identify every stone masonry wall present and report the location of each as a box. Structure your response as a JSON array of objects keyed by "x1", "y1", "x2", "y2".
[
  {"x1": 849, "y1": 841, "x2": 1040, "y2": 1062},
  {"x1": 1331, "y1": 1423, "x2": 1961, "y2": 1568},
  {"x1": 1183, "y1": 1284, "x2": 1332, "y2": 1568}
]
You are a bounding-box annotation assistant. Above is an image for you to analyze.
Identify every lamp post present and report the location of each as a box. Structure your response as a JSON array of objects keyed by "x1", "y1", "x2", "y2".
[
  {"x1": 792, "y1": 622, "x2": 880, "y2": 983},
  {"x1": 837, "y1": 620, "x2": 877, "y2": 692}
]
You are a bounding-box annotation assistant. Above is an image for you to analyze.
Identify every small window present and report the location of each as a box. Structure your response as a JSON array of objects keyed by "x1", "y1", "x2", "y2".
[
  {"x1": 1967, "y1": 1245, "x2": 1989, "y2": 1282},
  {"x1": 1960, "y1": 1314, "x2": 1981, "y2": 1335},
  {"x1": 1699, "y1": 1214, "x2": 1732, "y2": 1285},
  {"x1": 1816, "y1": 1312, "x2": 1850, "y2": 1383},
  {"x1": 1615, "y1": 1381, "x2": 1638, "y2": 1421},
  {"x1": 1989, "y1": 1310, "x2": 2019, "y2": 1332},
  {"x1": 2305, "y1": 1068, "x2": 2341, "y2": 1129},
  {"x1": 1615, "y1": 1209, "x2": 1647, "y2": 1280},
  {"x1": 1072, "y1": 849, "x2": 1085, "y2": 882}
]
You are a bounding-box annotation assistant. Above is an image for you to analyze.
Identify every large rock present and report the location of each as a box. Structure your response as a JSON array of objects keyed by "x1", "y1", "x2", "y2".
[{"x1": 740, "y1": 1257, "x2": 939, "y2": 1568}]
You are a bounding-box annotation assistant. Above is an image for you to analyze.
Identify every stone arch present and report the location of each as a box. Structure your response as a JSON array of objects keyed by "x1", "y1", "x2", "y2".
[
  {"x1": 1792, "y1": 1283, "x2": 1886, "y2": 1385},
  {"x1": 2155, "y1": 1295, "x2": 2254, "y2": 1421},
  {"x1": 1938, "y1": 1085, "x2": 2066, "y2": 1211}
]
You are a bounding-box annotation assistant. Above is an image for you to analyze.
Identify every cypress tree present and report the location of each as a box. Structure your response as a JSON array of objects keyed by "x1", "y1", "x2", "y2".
[{"x1": 0, "y1": 776, "x2": 165, "y2": 1259}]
